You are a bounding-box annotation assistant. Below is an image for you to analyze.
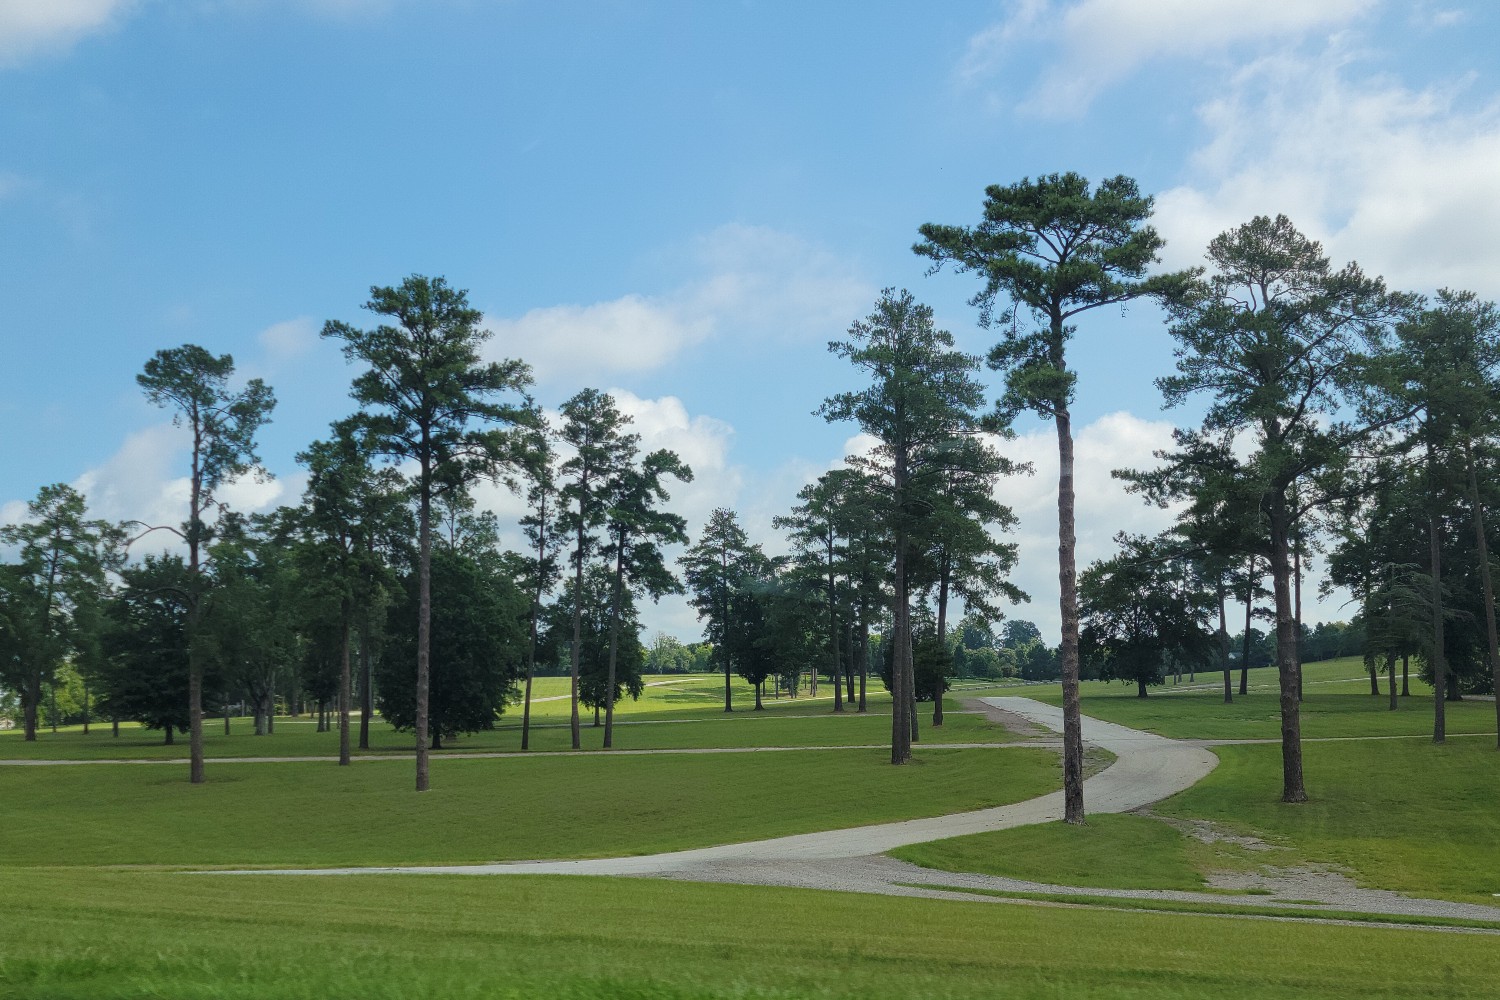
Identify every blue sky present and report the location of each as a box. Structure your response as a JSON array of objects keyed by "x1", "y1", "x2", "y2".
[{"x1": 4, "y1": 0, "x2": 1499, "y2": 641}]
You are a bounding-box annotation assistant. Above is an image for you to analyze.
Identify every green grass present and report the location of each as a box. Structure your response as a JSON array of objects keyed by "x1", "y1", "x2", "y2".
[
  {"x1": 890, "y1": 813, "x2": 1208, "y2": 890},
  {"x1": 892, "y1": 667, "x2": 1500, "y2": 908},
  {"x1": 4, "y1": 869, "x2": 1500, "y2": 999},
  {"x1": 0, "y1": 675, "x2": 1003, "y2": 760},
  {"x1": 899, "y1": 883, "x2": 1500, "y2": 932},
  {"x1": 1012, "y1": 658, "x2": 1497, "y2": 741},
  {"x1": 0, "y1": 745, "x2": 1060, "y2": 868},
  {"x1": 1158, "y1": 738, "x2": 1500, "y2": 905}
]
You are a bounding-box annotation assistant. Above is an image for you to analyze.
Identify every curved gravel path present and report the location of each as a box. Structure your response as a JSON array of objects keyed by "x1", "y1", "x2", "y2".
[
  {"x1": 204, "y1": 697, "x2": 1500, "y2": 929},
  {"x1": 222, "y1": 697, "x2": 1216, "y2": 875}
]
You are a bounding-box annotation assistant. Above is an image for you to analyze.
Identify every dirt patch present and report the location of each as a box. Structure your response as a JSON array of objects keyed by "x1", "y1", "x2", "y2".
[
  {"x1": 962, "y1": 698, "x2": 1049, "y2": 739},
  {"x1": 1143, "y1": 812, "x2": 1277, "y2": 852}
]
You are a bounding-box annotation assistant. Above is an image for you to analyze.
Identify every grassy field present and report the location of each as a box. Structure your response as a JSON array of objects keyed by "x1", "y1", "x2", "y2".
[
  {"x1": 0, "y1": 745, "x2": 1060, "y2": 868},
  {"x1": 893, "y1": 658, "x2": 1500, "y2": 907},
  {"x1": 5, "y1": 657, "x2": 1497, "y2": 998},
  {"x1": 0, "y1": 674, "x2": 1017, "y2": 760},
  {"x1": 985, "y1": 656, "x2": 1499, "y2": 740},
  {"x1": 5, "y1": 869, "x2": 1500, "y2": 1000}
]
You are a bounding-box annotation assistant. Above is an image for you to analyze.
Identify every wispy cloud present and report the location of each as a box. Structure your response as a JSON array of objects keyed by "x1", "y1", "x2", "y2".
[
  {"x1": 0, "y1": 0, "x2": 137, "y2": 67},
  {"x1": 482, "y1": 225, "x2": 872, "y2": 385},
  {"x1": 1155, "y1": 43, "x2": 1500, "y2": 299},
  {"x1": 959, "y1": 0, "x2": 1374, "y2": 117}
]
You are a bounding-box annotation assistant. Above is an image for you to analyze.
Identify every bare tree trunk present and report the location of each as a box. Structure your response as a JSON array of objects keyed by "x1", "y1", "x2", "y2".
[
  {"x1": 570, "y1": 517, "x2": 586, "y2": 749},
  {"x1": 338, "y1": 609, "x2": 352, "y2": 766},
  {"x1": 754, "y1": 682, "x2": 764, "y2": 710},
  {"x1": 858, "y1": 619, "x2": 869, "y2": 713},
  {"x1": 1402, "y1": 654, "x2": 1410, "y2": 697},
  {"x1": 415, "y1": 468, "x2": 432, "y2": 792},
  {"x1": 1056, "y1": 406, "x2": 1085, "y2": 823},
  {"x1": 934, "y1": 557, "x2": 949, "y2": 727},
  {"x1": 845, "y1": 621, "x2": 856, "y2": 704},
  {"x1": 1241, "y1": 555, "x2": 1254, "y2": 696},
  {"x1": 83, "y1": 680, "x2": 90, "y2": 735},
  {"x1": 604, "y1": 539, "x2": 624, "y2": 749},
  {"x1": 1219, "y1": 585, "x2": 1232, "y2": 704},
  {"x1": 891, "y1": 529, "x2": 912, "y2": 764},
  {"x1": 358, "y1": 616, "x2": 372, "y2": 750},
  {"x1": 164, "y1": 724, "x2": 174, "y2": 746},
  {"x1": 1294, "y1": 540, "x2": 1304, "y2": 701},
  {"x1": 22, "y1": 675, "x2": 38, "y2": 741},
  {"x1": 1465, "y1": 451, "x2": 1500, "y2": 749},
  {"x1": 1387, "y1": 653, "x2": 1397, "y2": 712},
  {"x1": 829, "y1": 553, "x2": 843, "y2": 714},
  {"x1": 1430, "y1": 513, "x2": 1446, "y2": 744},
  {"x1": 1270, "y1": 499, "x2": 1307, "y2": 803}
]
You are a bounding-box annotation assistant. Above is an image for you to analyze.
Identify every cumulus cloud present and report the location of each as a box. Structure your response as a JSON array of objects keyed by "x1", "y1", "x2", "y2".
[
  {"x1": 0, "y1": 0, "x2": 136, "y2": 66},
  {"x1": 1154, "y1": 47, "x2": 1500, "y2": 299},
  {"x1": 959, "y1": 0, "x2": 1372, "y2": 116},
  {"x1": 52, "y1": 422, "x2": 284, "y2": 558},
  {"x1": 483, "y1": 225, "x2": 872, "y2": 385}
]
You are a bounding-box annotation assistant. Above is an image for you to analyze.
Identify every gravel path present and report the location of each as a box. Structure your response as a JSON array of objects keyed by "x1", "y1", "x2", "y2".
[
  {"x1": 207, "y1": 696, "x2": 1500, "y2": 930},
  {"x1": 216, "y1": 698, "x2": 1216, "y2": 873}
]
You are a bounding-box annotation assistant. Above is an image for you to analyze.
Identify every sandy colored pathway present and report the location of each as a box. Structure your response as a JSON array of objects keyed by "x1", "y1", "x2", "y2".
[{"x1": 226, "y1": 697, "x2": 1216, "y2": 875}]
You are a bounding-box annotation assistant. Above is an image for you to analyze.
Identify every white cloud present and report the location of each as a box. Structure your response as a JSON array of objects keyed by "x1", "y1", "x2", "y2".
[
  {"x1": 1155, "y1": 46, "x2": 1500, "y2": 299},
  {"x1": 57, "y1": 422, "x2": 284, "y2": 558},
  {"x1": 483, "y1": 224, "x2": 872, "y2": 385},
  {"x1": 0, "y1": 0, "x2": 136, "y2": 66},
  {"x1": 960, "y1": 0, "x2": 1372, "y2": 116},
  {"x1": 487, "y1": 295, "x2": 710, "y2": 385},
  {"x1": 256, "y1": 316, "x2": 318, "y2": 363}
]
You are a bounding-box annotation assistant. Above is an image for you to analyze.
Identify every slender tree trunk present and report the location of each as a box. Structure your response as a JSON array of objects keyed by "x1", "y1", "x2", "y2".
[
  {"x1": 1387, "y1": 653, "x2": 1397, "y2": 712},
  {"x1": 891, "y1": 510, "x2": 912, "y2": 765},
  {"x1": 338, "y1": 607, "x2": 352, "y2": 766},
  {"x1": 829, "y1": 549, "x2": 843, "y2": 714},
  {"x1": 1430, "y1": 513, "x2": 1446, "y2": 744},
  {"x1": 570, "y1": 516, "x2": 586, "y2": 749},
  {"x1": 112, "y1": 714, "x2": 118, "y2": 738},
  {"x1": 934, "y1": 557, "x2": 949, "y2": 727},
  {"x1": 754, "y1": 682, "x2": 764, "y2": 710},
  {"x1": 1464, "y1": 450, "x2": 1500, "y2": 749},
  {"x1": 1294, "y1": 540, "x2": 1304, "y2": 701},
  {"x1": 358, "y1": 616, "x2": 372, "y2": 750},
  {"x1": 22, "y1": 675, "x2": 38, "y2": 741},
  {"x1": 721, "y1": 550, "x2": 732, "y2": 713},
  {"x1": 83, "y1": 680, "x2": 90, "y2": 735},
  {"x1": 845, "y1": 621, "x2": 856, "y2": 704},
  {"x1": 1270, "y1": 499, "x2": 1307, "y2": 803},
  {"x1": 858, "y1": 619, "x2": 868, "y2": 713},
  {"x1": 604, "y1": 536, "x2": 625, "y2": 749},
  {"x1": 1369, "y1": 661, "x2": 1380, "y2": 696},
  {"x1": 1137, "y1": 678, "x2": 1148, "y2": 698},
  {"x1": 1402, "y1": 655, "x2": 1410, "y2": 697},
  {"x1": 164, "y1": 724, "x2": 174, "y2": 746},
  {"x1": 415, "y1": 465, "x2": 432, "y2": 792},
  {"x1": 1055, "y1": 404, "x2": 1085, "y2": 823},
  {"x1": 1219, "y1": 585, "x2": 1232, "y2": 704},
  {"x1": 1241, "y1": 556, "x2": 1254, "y2": 696},
  {"x1": 223, "y1": 696, "x2": 230, "y2": 735}
]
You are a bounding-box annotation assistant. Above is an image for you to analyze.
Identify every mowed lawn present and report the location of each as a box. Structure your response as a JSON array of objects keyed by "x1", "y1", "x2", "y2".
[
  {"x1": 0, "y1": 745, "x2": 1060, "y2": 868},
  {"x1": 1000, "y1": 657, "x2": 1499, "y2": 740},
  {"x1": 894, "y1": 660, "x2": 1500, "y2": 907},
  {"x1": 4, "y1": 869, "x2": 1500, "y2": 1000},
  {"x1": 0, "y1": 674, "x2": 1010, "y2": 760}
]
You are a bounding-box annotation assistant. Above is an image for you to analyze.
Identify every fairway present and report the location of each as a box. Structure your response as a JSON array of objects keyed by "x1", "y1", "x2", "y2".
[{"x1": 4, "y1": 661, "x2": 1498, "y2": 999}]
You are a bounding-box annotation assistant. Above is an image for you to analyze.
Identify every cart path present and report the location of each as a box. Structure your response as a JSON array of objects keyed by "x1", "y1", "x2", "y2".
[
  {"x1": 206, "y1": 696, "x2": 1500, "y2": 930},
  {"x1": 212, "y1": 698, "x2": 1216, "y2": 872}
]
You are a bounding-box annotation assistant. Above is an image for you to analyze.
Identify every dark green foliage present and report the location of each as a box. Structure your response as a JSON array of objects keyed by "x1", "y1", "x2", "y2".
[
  {"x1": 0, "y1": 483, "x2": 120, "y2": 740},
  {"x1": 1080, "y1": 535, "x2": 1218, "y2": 697},
  {"x1": 377, "y1": 547, "x2": 525, "y2": 746},
  {"x1": 97, "y1": 556, "x2": 214, "y2": 739},
  {"x1": 541, "y1": 565, "x2": 646, "y2": 716}
]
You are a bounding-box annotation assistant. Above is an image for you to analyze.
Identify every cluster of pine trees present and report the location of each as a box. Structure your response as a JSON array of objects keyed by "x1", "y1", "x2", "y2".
[{"x1": 5, "y1": 172, "x2": 1498, "y2": 816}]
